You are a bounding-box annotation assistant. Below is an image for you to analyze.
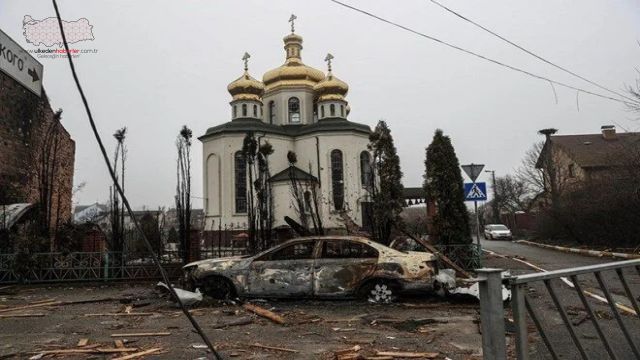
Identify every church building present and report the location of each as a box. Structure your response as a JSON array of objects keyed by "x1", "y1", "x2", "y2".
[{"x1": 199, "y1": 18, "x2": 373, "y2": 234}]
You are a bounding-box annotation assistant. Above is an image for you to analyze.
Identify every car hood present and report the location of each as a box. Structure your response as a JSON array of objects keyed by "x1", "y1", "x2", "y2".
[{"x1": 183, "y1": 255, "x2": 250, "y2": 272}]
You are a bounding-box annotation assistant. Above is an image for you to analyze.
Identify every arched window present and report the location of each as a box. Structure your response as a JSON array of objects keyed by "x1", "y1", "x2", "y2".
[
  {"x1": 360, "y1": 151, "x2": 372, "y2": 187},
  {"x1": 269, "y1": 101, "x2": 275, "y2": 124},
  {"x1": 234, "y1": 151, "x2": 247, "y2": 213},
  {"x1": 331, "y1": 149, "x2": 344, "y2": 211},
  {"x1": 233, "y1": 105, "x2": 237, "y2": 118},
  {"x1": 288, "y1": 97, "x2": 300, "y2": 123},
  {"x1": 340, "y1": 105, "x2": 345, "y2": 117},
  {"x1": 253, "y1": 104, "x2": 257, "y2": 117},
  {"x1": 242, "y1": 104, "x2": 247, "y2": 117},
  {"x1": 330, "y1": 104, "x2": 335, "y2": 116},
  {"x1": 320, "y1": 105, "x2": 325, "y2": 118}
]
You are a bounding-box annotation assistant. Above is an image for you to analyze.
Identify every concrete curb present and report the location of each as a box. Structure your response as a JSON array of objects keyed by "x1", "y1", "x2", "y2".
[{"x1": 515, "y1": 240, "x2": 640, "y2": 260}]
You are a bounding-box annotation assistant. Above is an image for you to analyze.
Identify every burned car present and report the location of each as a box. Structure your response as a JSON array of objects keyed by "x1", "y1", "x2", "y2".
[{"x1": 183, "y1": 236, "x2": 440, "y2": 303}]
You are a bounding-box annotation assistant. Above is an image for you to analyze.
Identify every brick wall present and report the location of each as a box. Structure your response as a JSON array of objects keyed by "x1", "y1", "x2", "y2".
[{"x1": 0, "y1": 71, "x2": 75, "y2": 239}]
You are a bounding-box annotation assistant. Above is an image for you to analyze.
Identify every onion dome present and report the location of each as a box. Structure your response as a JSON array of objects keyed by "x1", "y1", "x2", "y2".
[
  {"x1": 314, "y1": 53, "x2": 349, "y2": 101},
  {"x1": 227, "y1": 52, "x2": 264, "y2": 102},
  {"x1": 262, "y1": 23, "x2": 325, "y2": 92}
]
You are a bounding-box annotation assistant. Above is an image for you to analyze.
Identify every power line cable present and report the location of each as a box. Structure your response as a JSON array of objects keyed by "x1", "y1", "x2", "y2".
[
  {"x1": 428, "y1": 0, "x2": 638, "y2": 104},
  {"x1": 329, "y1": 0, "x2": 638, "y2": 107},
  {"x1": 50, "y1": 1, "x2": 222, "y2": 359}
]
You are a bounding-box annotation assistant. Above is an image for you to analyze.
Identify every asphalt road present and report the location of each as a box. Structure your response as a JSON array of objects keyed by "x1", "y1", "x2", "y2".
[{"x1": 480, "y1": 237, "x2": 640, "y2": 360}]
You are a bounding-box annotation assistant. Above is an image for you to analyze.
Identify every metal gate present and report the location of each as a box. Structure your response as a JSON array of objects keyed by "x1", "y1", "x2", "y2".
[{"x1": 478, "y1": 259, "x2": 640, "y2": 359}]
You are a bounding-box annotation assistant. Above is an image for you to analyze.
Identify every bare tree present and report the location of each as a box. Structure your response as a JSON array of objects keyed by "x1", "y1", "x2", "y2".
[
  {"x1": 515, "y1": 141, "x2": 545, "y2": 197},
  {"x1": 176, "y1": 126, "x2": 192, "y2": 263},
  {"x1": 495, "y1": 175, "x2": 530, "y2": 214},
  {"x1": 287, "y1": 151, "x2": 324, "y2": 235},
  {"x1": 107, "y1": 127, "x2": 127, "y2": 252}
]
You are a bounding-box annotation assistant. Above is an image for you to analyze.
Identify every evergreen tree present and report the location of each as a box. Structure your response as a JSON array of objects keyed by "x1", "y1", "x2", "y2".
[
  {"x1": 368, "y1": 120, "x2": 404, "y2": 245},
  {"x1": 424, "y1": 129, "x2": 471, "y2": 245}
]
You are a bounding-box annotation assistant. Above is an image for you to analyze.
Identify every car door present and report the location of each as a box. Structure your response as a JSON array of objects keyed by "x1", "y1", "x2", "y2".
[
  {"x1": 247, "y1": 239, "x2": 317, "y2": 297},
  {"x1": 313, "y1": 240, "x2": 378, "y2": 297}
]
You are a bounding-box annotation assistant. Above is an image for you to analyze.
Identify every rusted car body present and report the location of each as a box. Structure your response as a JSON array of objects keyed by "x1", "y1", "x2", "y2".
[{"x1": 183, "y1": 236, "x2": 439, "y2": 302}]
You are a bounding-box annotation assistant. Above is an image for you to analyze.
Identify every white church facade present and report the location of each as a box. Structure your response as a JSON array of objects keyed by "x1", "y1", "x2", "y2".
[{"x1": 199, "y1": 19, "x2": 374, "y2": 234}]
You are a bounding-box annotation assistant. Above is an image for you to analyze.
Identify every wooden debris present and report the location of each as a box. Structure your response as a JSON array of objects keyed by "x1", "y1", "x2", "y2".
[
  {"x1": 402, "y1": 231, "x2": 471, "y2": 279},
  {"x1": 114, "y1": 340, "x2": 125, "y2": 349},
  {"x1": 30, "y1": 348, "x2": 139, "y2": 355},
  {"x1": 29, "y1": 298, "x2": 57, "y2": 305},
  {"x1": 0, "y1": 301, "x2": 60, "y2": 314},
  {"x1": 249, "y1": 343, "x2": 298, "y2": 353},
  {"x1": 211, "y1": 316, "x2": 253, "y2": 329},
  {"x1": 111, "y1": 332, "x2": 171, "y2": 337},
  {"x1": 242, "y1": 303, "x2": 285, "y2": 324},
  {"x1": 111, "y1": 348, "x2": 162, "y2": 360},
  {"x1": 375, "y1": 351, "x2": 438, "y2": 358},
  {"x1": 335, "y1": 345, "x2": 361, "y2": 360},
  {"x1": 84, "y1": 313, "x2": 155, "y2": 317},
  {"x1": 76, "y1": 338, "x2": 89, "y2": 347},
  {"x1": 0, "y1": 313, "x2": 45, "y2": 318}
]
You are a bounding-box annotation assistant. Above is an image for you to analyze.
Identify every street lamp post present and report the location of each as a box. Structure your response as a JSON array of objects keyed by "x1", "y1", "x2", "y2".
[{"x1": 485, "y1": 170, "x2": 499, "y2": 224}]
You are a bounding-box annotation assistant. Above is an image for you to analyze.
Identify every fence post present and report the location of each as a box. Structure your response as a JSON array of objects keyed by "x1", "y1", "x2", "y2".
[
  {"x1": 103, "y1": 252, "x2": 109, "y2": 281},
  {"x1": 477, "y1": 268, "x2": 507, "y2": 360},
  {"x1": 511, "y1": 283, "x2": 529, "y2": 360}
]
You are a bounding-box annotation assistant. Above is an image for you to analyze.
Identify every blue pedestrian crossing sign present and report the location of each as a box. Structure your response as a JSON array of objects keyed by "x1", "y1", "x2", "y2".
[{"x1": 464, "y1": 182, "x2": 487, "y2": 201}]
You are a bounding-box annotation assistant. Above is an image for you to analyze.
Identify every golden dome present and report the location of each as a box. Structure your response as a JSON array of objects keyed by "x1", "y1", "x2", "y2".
[
  {"x1": 314, "y1": 54, "x2": 348, "y2": 101},
  {"x1": 263, "y1": 32, "x2": 325, "y2": 92},
  {"x1": 314, "y1": 72, "x2": 348, "y2": 101},
  {"x1": 228, "y1": 71, "x2": 264, "y2": 101}
]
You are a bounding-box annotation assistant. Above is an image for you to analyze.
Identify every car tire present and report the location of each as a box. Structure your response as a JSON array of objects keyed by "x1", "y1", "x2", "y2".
[
  {"x1": 360, "y1": 279, "x2": 399, "y2": 304},
  {"x1": 489, "y1": 235, "x2": 494, "y2": 240},
  {"x1": 202, "y1": 276, "x2": 235, "y2": 300}
]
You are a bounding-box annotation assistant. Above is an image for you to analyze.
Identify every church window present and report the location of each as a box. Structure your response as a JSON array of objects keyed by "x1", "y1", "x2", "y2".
[
  {"x1": 269, "y1": 101, "x2": 275, "y2": 124},
  {"x1": 360, "y1": 151, "x2": 373, "y2": 187},
  {"x1": 331, "y1": 149, "x2": 344, "y2": 211},
  {"x1": 340, "y1": 105, "x2": 345, "y2": 117},
  {"x1": 288, "y1": 97, "x2": 300, "y2": 123},
  {"x1": 242, "y1": 104, "x2": 247, "y2": 117},
  {"x1": 234, "y1": 151, "x2": 247, "y2": 213},
  {"x1": 330, "y1": 104, "x2": 335, "y2": 117},
  {"x1": 233, "y1": 105, "x2": 237, "y2": 118},
  {"x1": 253, "y1": 104, "x2": 257, "y2": 117},
  {"x1": 321, "y1": 105, "x2": 325, "y2": 118}
]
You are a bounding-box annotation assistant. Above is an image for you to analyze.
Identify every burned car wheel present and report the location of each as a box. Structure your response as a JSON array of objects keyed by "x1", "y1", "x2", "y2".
[
  {"x1": 202, "y1": 276, "x2": 235, "y2": 300},
  {"x1": 360, "y1": 279, "x2": 399, "y2": 304}
]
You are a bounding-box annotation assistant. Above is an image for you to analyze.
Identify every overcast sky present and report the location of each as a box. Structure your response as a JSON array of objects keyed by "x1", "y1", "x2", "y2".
[{"x1": 2, "y1": 0, "x2": 640, "y2": 209}]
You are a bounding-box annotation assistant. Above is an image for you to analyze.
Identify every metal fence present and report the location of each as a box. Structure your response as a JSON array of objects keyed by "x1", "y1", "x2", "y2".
[
  {"x1": 478, "y1": 259, "x2": 640, "y2": 360},
  {"x1": 0, "y1": 251, "x2": 184, "y2": 284},
  {"x1": 435, "y1": 243, "x2": 482, "y2": 270}
]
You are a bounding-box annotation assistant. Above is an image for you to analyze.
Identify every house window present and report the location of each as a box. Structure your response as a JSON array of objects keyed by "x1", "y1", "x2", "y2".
[
  {"x1": 234, "y1": 151, "x2": 247, "y2": 213},
  {"x1": 288, "y1": 97, "x2": 300, "y2": 123},
  {"x1": 253, "y1": 104, "x2": 257, "y2": 118},
  {"x1": 360, "y1": 151, "x2": 372, "y2": 187},
  {"x1": 321, "y1": 105, "x2": 325, "y2": 118},
  {"x1": 269, "y1": 101, "x2": 275, "y2": 124},
  {"x1": 331, "y1": 149, "x2": 344, "y2": 211},
  {"x1": 242, "y1": 104, "x2": 247, "y2": 117},
  {"x1": 330, "y1": 104, "x2": 335, "y2": 116},
  {"x1": 233, "y1": 105, "x2": 237, "y2": 118},
  {"x1": 340, "y1": 105, "x2": 345, "y2": 117}
]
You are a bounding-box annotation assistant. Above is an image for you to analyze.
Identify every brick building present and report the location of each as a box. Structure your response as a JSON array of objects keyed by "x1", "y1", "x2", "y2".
[{"x1": 0, "y1": 70, "x2": 75, "y2": 241}]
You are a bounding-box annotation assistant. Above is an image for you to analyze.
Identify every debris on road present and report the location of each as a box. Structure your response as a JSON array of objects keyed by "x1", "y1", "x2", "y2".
[
  {"x1": 334, "y1": 345, "x2": 361, "y2": 359},
  {"x1": 375, "y1": 350, "x2": 439, "y2": 358},
  {"x1": 242, "y1": 303, "x2": 285, "y2": 324},
  {"x1": 210, "y1": 316, "x2": 253, "y2": 329},
  {"x1": 111, "y1": 332, "x2": 171, "y2": 337},
  {"x1": 156, "y1": 282, "x2": 202, "y2": 306},
  {"x1": 111, "y1": 347, "x2": 162, "y2": 360},
  {"x1": 249, "y1": 343, "x2": 298, "y2": 353}
]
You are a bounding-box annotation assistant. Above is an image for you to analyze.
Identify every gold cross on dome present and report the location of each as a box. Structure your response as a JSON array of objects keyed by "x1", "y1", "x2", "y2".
[
  {"x1": 324, "y1": 53, "x2": 334, "y2": 72},
  {"x1": 289, "y1": 14, "x2": 297, "y2": 33},
  {"x1": 242, "y1": 52, "x2": 250, "y2": 71}
]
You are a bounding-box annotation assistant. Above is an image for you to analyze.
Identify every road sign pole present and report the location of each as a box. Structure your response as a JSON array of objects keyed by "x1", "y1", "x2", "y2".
[{"x1": 474, "y1": 200, "x2": 481, "y2": 246}]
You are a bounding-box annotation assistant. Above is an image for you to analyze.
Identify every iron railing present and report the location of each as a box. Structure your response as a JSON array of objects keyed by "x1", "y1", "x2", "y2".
[
  {"x1": 0, "y1": 251, "x2": 184, "y2": 284},
  {"x1": 478, "y1": 259, "x2": 640, "y2": 360},
  {"x1": 435, "y1": 244, "x2": 482, "y2": 270}
]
